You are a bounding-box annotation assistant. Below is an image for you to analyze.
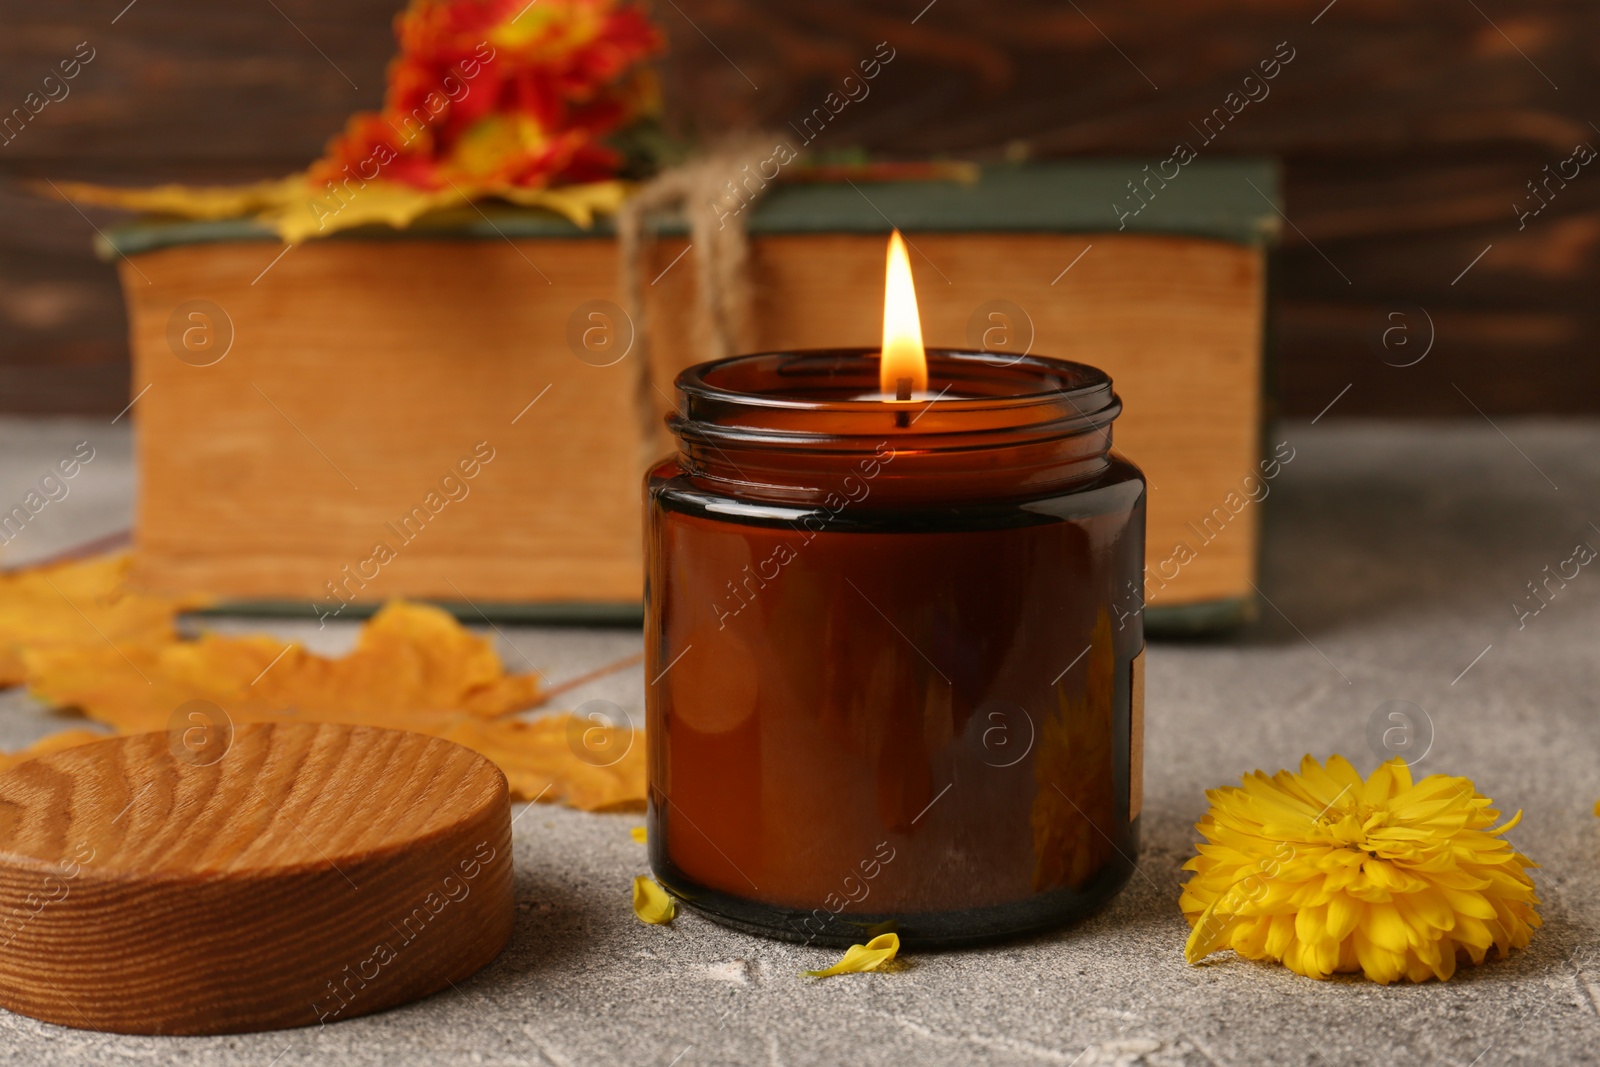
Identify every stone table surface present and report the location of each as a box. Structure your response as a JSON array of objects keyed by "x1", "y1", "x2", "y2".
[{"x1": 0, "y1": 415, "x2": 1597, "y2": 1067}]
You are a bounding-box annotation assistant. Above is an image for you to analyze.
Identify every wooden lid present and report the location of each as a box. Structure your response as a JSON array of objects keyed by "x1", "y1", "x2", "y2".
[{"x1": 0, "y1": 721, "x2": 514, "y2": 1035}]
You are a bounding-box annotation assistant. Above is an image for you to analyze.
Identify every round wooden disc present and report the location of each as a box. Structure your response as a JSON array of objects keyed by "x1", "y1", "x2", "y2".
[{"x1": 0, "y1": 721, "x2": 514, "y2": 1035}]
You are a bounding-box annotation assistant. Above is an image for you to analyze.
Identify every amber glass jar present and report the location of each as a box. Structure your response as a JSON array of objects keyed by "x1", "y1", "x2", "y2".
[{"x1": 644, "y1": 348, "x2": 1145, "y2": 946}]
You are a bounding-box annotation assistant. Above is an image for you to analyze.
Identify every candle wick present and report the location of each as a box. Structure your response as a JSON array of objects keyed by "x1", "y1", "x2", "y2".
[{"x1": 893, "y1": 376, "x2": 913, "y2": 428}]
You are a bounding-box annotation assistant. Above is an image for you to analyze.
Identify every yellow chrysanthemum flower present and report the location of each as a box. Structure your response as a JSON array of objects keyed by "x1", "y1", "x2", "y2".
[{"x1": 1181, "y1": 755, "x2": 1540, "y2": 984}]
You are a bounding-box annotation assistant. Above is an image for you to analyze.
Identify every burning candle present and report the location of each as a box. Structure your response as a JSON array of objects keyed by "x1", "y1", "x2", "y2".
[
  {"x1": 644, "y1": 232, "x2": 1147, "y2": 946},
  {"x1": 880, "y1": 230, "x2": 926, "y2": 397}
]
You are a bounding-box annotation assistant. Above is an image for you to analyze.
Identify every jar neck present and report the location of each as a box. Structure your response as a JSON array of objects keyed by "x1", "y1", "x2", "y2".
[{"x1": 668, "y1": 349, "x2": 1120, "y2": 507}]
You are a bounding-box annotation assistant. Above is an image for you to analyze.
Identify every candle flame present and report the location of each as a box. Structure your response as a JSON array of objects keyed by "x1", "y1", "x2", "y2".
[{"x1": 880, "y1": 230, "x2": 927, "y2": 397}]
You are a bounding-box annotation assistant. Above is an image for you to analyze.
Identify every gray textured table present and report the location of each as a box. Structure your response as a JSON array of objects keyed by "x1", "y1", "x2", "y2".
[{"x1": 0, "y1": 416, "x2": 1597, "y2": 1066}]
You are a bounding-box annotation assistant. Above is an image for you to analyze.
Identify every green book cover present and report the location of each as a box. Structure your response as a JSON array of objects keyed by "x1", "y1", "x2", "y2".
[{"x1": 99, "y1": 159, "x2": 1281, "y2": 260}]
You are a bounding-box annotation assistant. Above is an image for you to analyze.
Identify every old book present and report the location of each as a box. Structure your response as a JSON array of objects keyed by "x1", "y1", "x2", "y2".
[{"x1": 101, "y1": 160, "x2": 1278, "y2": 632}]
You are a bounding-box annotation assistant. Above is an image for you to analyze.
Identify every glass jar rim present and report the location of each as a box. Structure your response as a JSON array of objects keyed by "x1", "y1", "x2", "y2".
[
  {"x1": 676, "y1": 348, "x2": 1114, "y2": 412},
  {"x1": 666, "y1": 348, "x2": 1125, "y2": 502},
  {"x1": 670, "y1": 348, "x2": 1120, "y2": 456}
]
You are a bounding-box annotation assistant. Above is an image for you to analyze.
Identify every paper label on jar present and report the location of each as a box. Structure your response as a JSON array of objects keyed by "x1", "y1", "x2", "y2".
[{"x1": 1130, "y1": 647, "x2": 1145, "y2": 822}]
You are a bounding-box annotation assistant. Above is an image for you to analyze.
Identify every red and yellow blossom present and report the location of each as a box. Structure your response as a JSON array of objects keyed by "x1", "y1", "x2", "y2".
[
  {"x1": 311, "y1": 0, "x2": 662, "y2": 193},
  {"x1": 45, "y1": 0, "x2": 662, "y2": 241}
]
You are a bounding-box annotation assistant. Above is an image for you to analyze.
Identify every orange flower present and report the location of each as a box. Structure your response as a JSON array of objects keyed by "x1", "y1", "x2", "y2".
[
  {"x1": 44, "y1": 0, "x2": 657, "y2": 240},
  {"x1": 310, "y1": 0, "x2": 662, "y2": 193}
]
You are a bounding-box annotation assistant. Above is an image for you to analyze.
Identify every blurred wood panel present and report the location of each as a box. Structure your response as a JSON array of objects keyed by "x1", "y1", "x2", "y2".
[{"x1": 2, "y1": 0, "x2": 1595, "y2": 414}]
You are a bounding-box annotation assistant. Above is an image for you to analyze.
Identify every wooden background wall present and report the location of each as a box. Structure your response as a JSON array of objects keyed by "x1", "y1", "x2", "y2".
[{"x1": 2, "y1": 0, "x2": 1595, "y2": 416}]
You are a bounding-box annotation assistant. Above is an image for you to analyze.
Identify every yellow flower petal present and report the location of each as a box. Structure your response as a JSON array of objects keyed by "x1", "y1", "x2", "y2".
[
  {"x1": 632, "y1": 875, "x2": 676, "y2": 925},
  {"x1": 631, "y1": 825, "x2": 648, "y2": 844},
  {"x1": 804, "y1": 933, "x2": 900, "y2": 977},
  {"x1": 1324, "y1": 893, "x2": 1361, "y2": 941},
  {"x1": 1364, "y1": 902, "x2": 1410, "y2": 954},
  {"x1": 1184, "y1": 897, "x2": 1240, "y2": 964}
]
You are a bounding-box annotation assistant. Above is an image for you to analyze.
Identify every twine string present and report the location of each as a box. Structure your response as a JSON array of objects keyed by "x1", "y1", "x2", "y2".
[{"x1": 616, "y1": 137, "x2": 778, "y2": 465}]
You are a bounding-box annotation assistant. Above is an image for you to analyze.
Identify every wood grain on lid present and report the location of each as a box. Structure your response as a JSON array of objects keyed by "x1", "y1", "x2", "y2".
[{"x1": 0, "y1": 721, "x2": 515, "y2": 1035}]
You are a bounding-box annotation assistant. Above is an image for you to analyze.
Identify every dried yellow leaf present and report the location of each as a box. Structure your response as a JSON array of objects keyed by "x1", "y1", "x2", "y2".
[
  {"x1": 24, "y1": 600, "x2": 543, "y2": 728},
  {"x1": 42, "y1": 177, "x2": 630, "y2": 244},
  {"x1": 632, "y1": 875, "x2": 675, "y2": 925},
  {"x1": 0, "y1": 554, "x2": 200, "y2": 688},
  {"x1": 438, "y1": 713, "x2": 645, "y2": 811},
  {"x1": 1, "y1": 557, "x2": 646, "y2": 811},
  {"x1": 804, "y1": 933, "x2": 901, "y2": 978}
]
